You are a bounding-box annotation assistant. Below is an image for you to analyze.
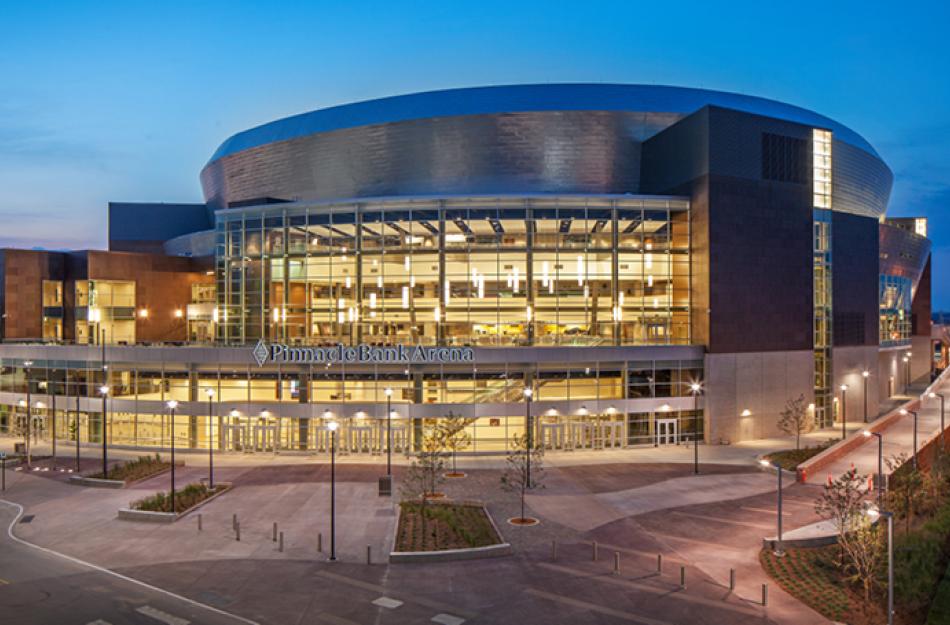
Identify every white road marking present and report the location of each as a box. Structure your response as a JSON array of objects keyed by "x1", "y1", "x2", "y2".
[
  {"x1": 431, "y1": 614, "x2": 465, "y2": 625},
  {"x1": 372, "y1": 596, "x2": 404, "y2": 609},
  {"x1": 136, "y1": 605, "x2": 190, "y2": 625}
]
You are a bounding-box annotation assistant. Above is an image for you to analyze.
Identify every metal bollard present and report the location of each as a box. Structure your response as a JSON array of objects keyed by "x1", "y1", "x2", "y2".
[
  {"x1": 657, "y1": 554, "x2": 662, "y2": 574},
  {"x1": 279, "y1": 531, "x2": 284, "y2": 552},
  {"x1": 729, "y1": 568, "x2": 735, "y2": 591},
  {"x1": 680, "y1": 566, "x2": 686, "y2": 589},
  {"x1": 613, "y1": 552, "x2": 621, "y2": 575},
  {"x1": 318, "y1": 532, "x2": 323, "y2": 553},
  {"x1": 366, "y1": 545, "x2": 372, "y2": 565},
  {"x1": 197, "y1": 513, "x2": 202, "y2": 531},
  {"x1": 592, "y1": 541, "x2": 598, "y2": 561},
  {"x1": 551, "y1": 540, "x2": 557, "y2": 561},
  {"x1": 273, "y1": 521, "x2": 278, "y2": 542},
  {"x1": 235, "y1": 522, "x2": 241, "y2": 542},
  {"x1": 762, "y1": 583, "x2": 768, "y2": 607},
  {"x1": 232, "y1": 513, "x2": 237, "y2": 530}
]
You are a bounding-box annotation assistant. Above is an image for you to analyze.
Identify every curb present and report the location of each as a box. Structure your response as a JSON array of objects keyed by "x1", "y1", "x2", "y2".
[{"x1": 118, "y1": 483, "x2": 232, "y2": 523}]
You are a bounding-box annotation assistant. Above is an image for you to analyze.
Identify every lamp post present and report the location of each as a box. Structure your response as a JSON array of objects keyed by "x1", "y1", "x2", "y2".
[
  {"x1": 523, "y1": 387, "x2": 533, "y2": 489},
  {"x1": 23, "y1": 360, "x2": 32, "y2": 467},
  {"x1": 205, "y1": 388, "x2": 215, "y2": 489},
  {"x1": 903, "y1": 354, "x2": 911, "y2": 390},
  {"x1": 863, "y1": 430, "x2": 885, "y2": 508},
  {"x1": 868, "y1": 507, "x2": 894, "y2": 625},
  {"x1": 900, "y1": 408, "x2": 919, "y2": 469},
  {"x1": 759, "y1": 459, "x2": 785, "y2": 556},
  {"x1": 839, "y1": 384, "x2": 848, "y2": 440},
  {"x1": 326, "y1": 415, "x2": 338, "y2": 562},
  {"x1": 99, "y1": 385, "x2": 110, "y2": 477},
  {"x1": 384, "y1": 387, "x2": 393, "y2": 476},
  {"x1": 167, "y1": 400, "x2": 178, "y2": 513},
  {"x1": 862, "y1": 370, "x2": 870, "y2": 423},
  {"x1": 690, "y1": 382, "x2": 702, "y2": 474},
  {"x1": 929, "y1": 392, "x2": 945, "y2": 451}
]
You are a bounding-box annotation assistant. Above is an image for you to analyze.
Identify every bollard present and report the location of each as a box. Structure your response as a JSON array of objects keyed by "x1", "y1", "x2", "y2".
[
  {"x1": 729, "y1": 568, "x2": 735, "y2": 591},
  {"x1": 551, "y1": 540, "x2": 557, "y2": 561},
  {"x1": 680, "y1": 566, "x2": 686, "y2": 589},
  {"x1": 762, "y1": 583, "x2": 768, "y2": 607},
  {"x1": 318, "y1": 532, "x2": 323, "y2": 553},
  {"x1": 613, "y1": 552, "x2": 621, "y2": 576},
  {"x1": 366, "y1": 545, "x2": 372, "y2": 565},
  {"x1": 197, "y1": 513, "x2": 202, "y2": 532},
  {"x1": 592, "y1": 541, "x2": 598, "y2": 561},
  {"x1": 279, "y1": 531, "x2": 284, "y2": 552},
  {"x1": 235, "y1": 522, "x2": 241, "y2": 542},
  {"x1": 657, "y1": 554, "x2": 662, "y2": 574},
  {"x1": 232, "y1": 513, "x2": 237, "y2": 530},
  {"x1": 273, "y1": 521, "x2": 278, "y2": 542}
]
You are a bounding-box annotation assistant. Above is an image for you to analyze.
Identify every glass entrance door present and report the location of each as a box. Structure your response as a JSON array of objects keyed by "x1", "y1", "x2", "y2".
[{"x1": 656, "y1": 418, "x2": 678, "y2": 445}]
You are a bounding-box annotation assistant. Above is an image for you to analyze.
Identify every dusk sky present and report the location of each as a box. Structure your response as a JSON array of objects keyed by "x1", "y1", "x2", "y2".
[{"x1": 2, "y1": 1, "x2": 948, "y2": 306}]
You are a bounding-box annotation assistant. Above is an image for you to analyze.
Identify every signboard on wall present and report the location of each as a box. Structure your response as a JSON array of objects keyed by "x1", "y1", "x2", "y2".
[{"x1": 252, "y1": 339, "x2": 474, "y2": 367}]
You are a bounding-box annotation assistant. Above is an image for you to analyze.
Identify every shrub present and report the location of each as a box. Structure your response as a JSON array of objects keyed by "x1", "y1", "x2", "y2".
[
  {"x1": 131, "y1": 483, "x2": 225, "y2": 513},
  {"x1": 894, "y1": 499, "x2": 950, "y2": 613},
  {"x1": 89, "y1": 453, "x2": 170, "y2": 482}
]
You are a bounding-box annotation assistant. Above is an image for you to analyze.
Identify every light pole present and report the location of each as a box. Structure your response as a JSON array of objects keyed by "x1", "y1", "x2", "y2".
[
  {"x1": 205, "y1": 388, "x2": 215, "y2": 489},
  {"x1": 929, "y1": 392, "x2": 945, "y2": 451},
  {"x1": 23, "y1": 360, "x2": 32, "y2": 467},
  {"x1": 690, "y1": 382, "x2": 702, "y2": 474},
  {"x1": 862, "y1": 370, "x2": 870, "y2": 423},
  {"x1": 167, "y1": 400, "x2": 178, "y2": 513},
  {"x1": 868, "y1": 507, "x2": 894, "y2": 625},
  {"x1": 839, "y1": 384, "x2": 848, "y2": 439},
  {"x1": 900, "y1": 408, "x2": 919, "y2": 470},
  {"x1": 759, "y1": 459, "x2": 785, "y2": 556},
  {"x1": 523, "y1": 387, "x2": 533, "y2": 489},
  {"x1": 903, "y1": 354, "x2": 911, "y2": 390},
  {"x1": 863, "y1": 430, "x2": 885, "y2": 508},
  {"x1": 384, "y1": 387, "x2": 393, "y2": 476},
  {"x1": 326, "y1": 415, "x2": 338, "y2": 562},
  {"x1": 99, "y1": 385, "x2": 110, "y2": 477}
]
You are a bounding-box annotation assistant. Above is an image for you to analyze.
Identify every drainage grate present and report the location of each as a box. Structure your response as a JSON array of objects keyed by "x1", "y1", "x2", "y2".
[{"x1": 19, "y1": 515, "x2": 35, "y2": 524}]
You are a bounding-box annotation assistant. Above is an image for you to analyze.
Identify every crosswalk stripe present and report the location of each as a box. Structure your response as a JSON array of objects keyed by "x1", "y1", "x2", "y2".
[{"x1": 136, "y1": 605, "x2": 190, "y2": 625}]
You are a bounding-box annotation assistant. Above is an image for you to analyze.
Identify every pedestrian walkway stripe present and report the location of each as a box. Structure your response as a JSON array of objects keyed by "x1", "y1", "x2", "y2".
[
  {"x1": 537, "y1": 562, "x2": 760, "y2": 616},
  {"x1": 525, "y1": 588, "x2": 675, "y2": 625},
  {"x1": 316, "y1": 570, "x2": 477, "y2": 619},
  {"x1": 740, "y1": 506, "x2": 792, "y2": 516},
  {"x1": 669, "y1": 510, "x2": 773, "y2": 530},
  {"x1": 431, "y1": 614, "x2": 465, "y2": 625},
  {"x1": 136, "y1": 605, "x2": 190, "y2": 625},
  {"x1": 372, "y1": 596, "x2": 404, "y2": 609}
]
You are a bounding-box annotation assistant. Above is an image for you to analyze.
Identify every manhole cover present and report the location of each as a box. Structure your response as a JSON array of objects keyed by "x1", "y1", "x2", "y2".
[{"x1": 19, "y1": 515, "x2": 35, "y2": 524}]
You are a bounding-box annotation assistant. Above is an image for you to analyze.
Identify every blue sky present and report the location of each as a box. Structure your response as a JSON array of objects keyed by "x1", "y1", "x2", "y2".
[{"x1": 1, "y1": 1, "x2": 948, "y2": 305}]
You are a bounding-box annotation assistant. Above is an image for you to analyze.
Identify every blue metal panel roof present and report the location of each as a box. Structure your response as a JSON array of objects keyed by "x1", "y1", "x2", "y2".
[{"x1": 206, "y1": 84, "x2": 881, "y2": 165}]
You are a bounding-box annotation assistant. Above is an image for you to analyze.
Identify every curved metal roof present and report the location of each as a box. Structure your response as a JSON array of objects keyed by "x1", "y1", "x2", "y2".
[{"x1": 207, "y1": 83, "x2": 881, "y2": 166}]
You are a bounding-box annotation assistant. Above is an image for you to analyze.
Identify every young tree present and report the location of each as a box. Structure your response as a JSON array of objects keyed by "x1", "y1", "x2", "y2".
[
  {"x1": 815, "y1": 470, "x2": 868, "y2": 565},
  {"x1": 777, "y1": 394, "x2": 813, "y2": 450},
  {"x1": 440, "y1": 412, "x2": 477, "y2": 477},
  {"x1": 840, "y1": 520, "x2": 885, "y2": 602},
  {"x1": 400, "y1": 425, "x2": 448, "y2": 542},
  {"x1": 885, "y1": 452, "x2": 926, "y2": 533},
  {"x1": 500, "y1": 433, "x2": 545, "y2": 524}
]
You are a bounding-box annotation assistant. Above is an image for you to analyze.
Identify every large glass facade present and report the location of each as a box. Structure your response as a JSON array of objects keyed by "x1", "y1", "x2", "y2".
[
  {"x1": 215, "y1": 196, "x2": 690, "y2": 347},
  {"x1": 879, "y1": 275, "x2": 912, "y2": 346}
]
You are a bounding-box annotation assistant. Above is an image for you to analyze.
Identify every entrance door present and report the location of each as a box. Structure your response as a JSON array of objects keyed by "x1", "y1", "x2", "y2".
[{"x1": 656, "y1": 418, "x2": 678, "y2": 446}]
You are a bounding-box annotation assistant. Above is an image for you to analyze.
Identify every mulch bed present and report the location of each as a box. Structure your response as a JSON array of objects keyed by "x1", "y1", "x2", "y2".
[{"x1": 396, "y1": 502, "x2": 501, "y2": 552}]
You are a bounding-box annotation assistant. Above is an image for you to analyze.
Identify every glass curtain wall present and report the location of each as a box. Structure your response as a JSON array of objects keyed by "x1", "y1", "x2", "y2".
[{"x1": 216, "y1": 196, "x2": 690, "y2": 347}]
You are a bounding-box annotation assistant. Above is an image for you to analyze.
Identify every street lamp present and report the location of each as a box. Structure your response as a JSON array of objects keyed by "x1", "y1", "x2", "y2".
[
  {"x1": 867, "y1": 507, "x2": 894, "y2": 625},
  {"x1": 23, "y1": 360, "x2": 33, "y2": 467},
  {"x1": 839, "y1": 384, "x2": 848, "y2": 440},
  {"x1": 167, "y1": 400, "x2": 178, "y2": 513},
  {"x1": 862, "y1": 370, "x2": 870, "y2": 423},
  {"x1": 690, "y1": 382, "x2": 703, "y2": 474},
  {"x1": 205, "y1": 388, "x2": 215, "y2": 489},
  {"x1": 99, "y1": 385, "x2": 110, "y2": 477},
  {"x1": 929, "y1": 392, "x2": 945, "y2": 451},
  {"x1": 523, "y1": 387, "x2": 533, "y2": 488},
  {"x1": 863, "y1": 430, "x2": 885, "y2": 508},
  {"x1": 384, "y1": 387, "x2": 393, "y2": 476},
  {"x1": 899, "y1": 408, "x2": 919, "y2": 469},
  {"x1": 903, "y1": 354, "x2": 911, "y2": 389},
  {"x1": 759, "y1": 459, "x2": 785, "y2": 557},
  {"x1": 326, "y1": 417, "x2": 339, "y2": 562}
]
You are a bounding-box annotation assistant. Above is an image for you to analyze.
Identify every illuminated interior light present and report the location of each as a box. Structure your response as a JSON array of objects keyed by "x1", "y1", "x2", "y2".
[
  {"x1": 377, "y1": 276, "x2": 383, "y2": 288},
  {"x1": 477, "y1": 274, "x2": 485, "y2": 299},
  {"x1": 337, "y1": 311, "x2": 345, "y2": 323},
  {"x1": 506, "y1": 272, "x2": 513, "y2": 289},
  {"x1": 513, "y1": 267, "x2": 520, "y2": 294},
  {"x1": 526, "y1": 305, "x2": 532, "y2": 322},
  {"x1": 337, "y1": 298, "x2": 345, "y2": 309},
  {"x1": 541, "y1": 261, "x2": 550, "y2": 287},
  {"x1": 445, "y1": 233, "x2": 466, "y2": 243},
  {"x1": 410, "y1": 274, "x2": 416, "y2": 288},
  {"x1": 619, "y1": 292, "x2": 625, "y2": 306},
  {"x1": 471, "y1": 267, "x2": 478, "y2": 286},
  {"x1": 645, "y1": 254, "x2": 652, "y2": 270},
  {"x1": 647, "y1": 275, "x2": 654, "y2": 287},
  {"x1": 281, "y1": 308, "x2": 287, "y2": 321},
  {"x1": 174, "y1": 308, "x2": 183, "y2": 319},
  {"x1": 212, "y1": 308, "x2": 219, "y2": 323},
  {"x1": 653, "y1": 297, "x2": 659, "y2": 308},
  {"x1": 548, "y1": 280, "x2": 554, "y2": 295},
  {"x1": 272, "y1": 308, "x2": 280, "y2": 323},
  {"x1": 433, "y1": 305, "x2": 441, "y2": 322},
  {"x1": 444, "y1": 279, "x2": 451, "y2": 306},
  {"x1": 344, "y1": 276, "x2": 351, "y2": 289},
  {"x1": 369, "y1": 292, "x2": 377, "y2": 309},
  {"x1": 402, "y1": 286, "x2": 409, "y2": 309},
  {"x1": 404, "y1": 256, "x2": 411, "y2": 271},
  {"x1": 138, "y1": 308, "x2": 149, "y2": 319},
  {"x1": 576, "y1": 255, "x2": 584, "y2": 286}
]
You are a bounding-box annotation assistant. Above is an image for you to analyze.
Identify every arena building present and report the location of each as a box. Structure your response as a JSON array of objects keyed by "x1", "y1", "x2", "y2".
[{"x1": 0, "y1": 84, "x2": 936, "y2": 455}]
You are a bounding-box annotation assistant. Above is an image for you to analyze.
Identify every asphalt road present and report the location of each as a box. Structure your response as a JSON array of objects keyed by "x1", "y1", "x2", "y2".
[{"x1": 0, "y1": 502, "x2": 256, "y2": 625}]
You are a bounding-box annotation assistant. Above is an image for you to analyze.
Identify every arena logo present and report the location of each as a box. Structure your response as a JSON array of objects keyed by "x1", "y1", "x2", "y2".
[{"x1": 252, "y1": 339, "x2": 474, "y2": 366}]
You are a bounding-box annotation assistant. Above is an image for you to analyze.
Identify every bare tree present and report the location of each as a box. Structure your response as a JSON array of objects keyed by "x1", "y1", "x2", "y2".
[
  {"x1": 777, "y1": 394, "x2": 813, "y2": 450},
  {"x1": 840, "y1": 520, "x2": 885, "y2": 602},
  {"x1": 440, "y1": 412, "x2": 476, "y2": 477},
  {"x1": 501, "y1": 433, "x2": 545, "y2": 524},
  {"x1": 815, "y1": 470, "x2": 868, "y2": 564}
]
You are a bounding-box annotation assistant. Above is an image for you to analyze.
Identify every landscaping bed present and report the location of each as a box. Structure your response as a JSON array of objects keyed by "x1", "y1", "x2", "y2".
[
  {"x1": 395, "y1": 501, "x2": 502, "y2": 552},
  {"x1": 86, "y1": 454, "x2": 172, "y2": 483},
  {"x1": 130, "y1": 483, "x2": 228, "y2": 514},
  {"x1": 762, "y1": 441, "x2": 834, "y2": 471}
]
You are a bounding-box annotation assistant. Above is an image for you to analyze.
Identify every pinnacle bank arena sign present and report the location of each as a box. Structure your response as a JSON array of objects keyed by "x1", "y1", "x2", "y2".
[{"x1": 252, "y1": 340, "x2": 474, "y2": 367}]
